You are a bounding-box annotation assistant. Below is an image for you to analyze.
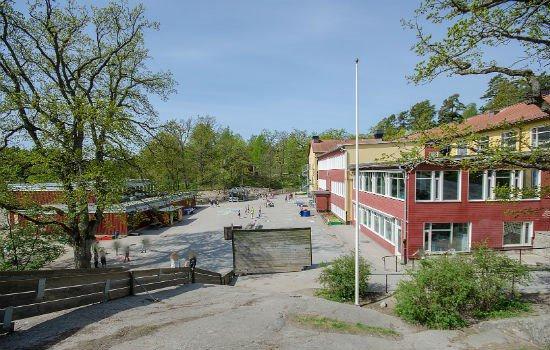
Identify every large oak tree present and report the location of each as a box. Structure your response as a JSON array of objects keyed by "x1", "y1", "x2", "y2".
[{"x1": 0, "y1": 0, "x2": 174, "y2": 268}]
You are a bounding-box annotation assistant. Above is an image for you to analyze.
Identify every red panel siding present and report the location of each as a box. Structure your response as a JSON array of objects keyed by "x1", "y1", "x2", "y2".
[
  {"x1": 331, "y1": 193, "x2": 346, "y2": 210},
  {"x1": 406, "y1": 168, "x2": 550, "y2": 258},
  {"x1": 353, "y1": 191, "x2": 405, "y2": 220}
]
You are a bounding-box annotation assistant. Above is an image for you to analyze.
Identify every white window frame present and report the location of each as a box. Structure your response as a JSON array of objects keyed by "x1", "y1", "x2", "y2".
[
  {"x1": 354, "y1": 202, "x2": 402, "y2": 247},
  {"x1": 357, "y1": 170, "x2": 405, "y2": 201},
  {"x1": 456, "y1": 143, "x2": 468, "y2": 156},
  {"x1": 532, "y1": 126, "x2": 550, "y2": 148},
  {"x1": 318, "y1": 179, "x2": 327, "y2": 191},
  {"x1": 415, "y1": 170, "x2": 461, "y2": 202},
  {"x1": 502, "y1": 221, "x2": 533, "y2": 247},
  {"x1": 330, "y1": 203, "x2": 346, "y2": 221},
  {"x1": 468, "y1": 169, "x2": 541, "y2": 201},
  {"x1": 423, "y1": 222, "x2": 471, "y2": 253},
  {"x1": 501, "y1": 130, "x2": 517, "y2": 150},
  {"x1": 330, "y1": 180, "x2": 345, "y2": 197}
]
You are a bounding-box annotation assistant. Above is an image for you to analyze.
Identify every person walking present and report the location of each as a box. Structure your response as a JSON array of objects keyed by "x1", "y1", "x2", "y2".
[
  {"x1": 238, "y1": 209, "x2": 241, "y2": 218},
  {"x1": 251, "y1": 207, "x2": 254, "y2": 219},
  {"x1": 99, "y1": 249, "x2": 107, "y2": 268},
  {"x1": 123, "y1": 245, "x2": 130, "y2": 262},
  {"x1": 258, "y1": 207, "x2": 262, "y2": 218}
]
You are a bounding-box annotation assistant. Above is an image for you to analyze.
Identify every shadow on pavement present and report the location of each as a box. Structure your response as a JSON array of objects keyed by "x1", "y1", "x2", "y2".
[{"x1": 1, "y1": 283, "x2": 213, "y2": 350}]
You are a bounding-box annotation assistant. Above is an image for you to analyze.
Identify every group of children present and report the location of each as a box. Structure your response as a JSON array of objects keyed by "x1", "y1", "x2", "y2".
[{"x1": 238, "y1": 204, "x2": 263, "y2": 219}]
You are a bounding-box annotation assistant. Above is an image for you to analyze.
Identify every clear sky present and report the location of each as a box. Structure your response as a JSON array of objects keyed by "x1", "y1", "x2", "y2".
[{"x1": 57, "y1": 1, "x2": 515, "y2": 137}]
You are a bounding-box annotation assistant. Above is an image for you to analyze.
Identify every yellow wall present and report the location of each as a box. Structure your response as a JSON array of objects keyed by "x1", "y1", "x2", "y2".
[
  {"x1": 451, "y1": 119, "x2": 549, "y2": 156},
  {"x1": 345, "y1": 142, "x2": 413, "y2": 166},
  {"x1": 308, "y1": 147, "x2": 318, "y2": 192}
]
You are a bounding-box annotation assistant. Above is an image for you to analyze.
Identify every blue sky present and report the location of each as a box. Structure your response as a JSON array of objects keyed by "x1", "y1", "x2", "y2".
[{"x1": 46, "y1": 1, "x2": 523, "y2": 137}]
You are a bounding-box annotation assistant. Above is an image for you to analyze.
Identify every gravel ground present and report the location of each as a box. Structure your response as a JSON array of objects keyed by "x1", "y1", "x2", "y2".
[{"x1": 2, "y1": 283, "x2": 548, "y2": 350}]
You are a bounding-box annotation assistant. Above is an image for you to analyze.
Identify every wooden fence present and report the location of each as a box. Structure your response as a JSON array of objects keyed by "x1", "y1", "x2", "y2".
[
  {"x1": 232, "y1": 227, "x2": 312, "y2": 274},
  {"x1": 0, "y1": 267, "x2": 234, "y2": 332}
]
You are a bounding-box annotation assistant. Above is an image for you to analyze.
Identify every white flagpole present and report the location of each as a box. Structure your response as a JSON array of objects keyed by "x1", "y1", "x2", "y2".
[{"x1": 354, "y1": 58, "x2": 360, "y2": 306}]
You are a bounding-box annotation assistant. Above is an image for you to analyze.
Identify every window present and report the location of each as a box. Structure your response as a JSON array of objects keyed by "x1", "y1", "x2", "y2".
[
  {"x1": 330, "y1": 203, "x2": 346, "y2": 221},
  {"x1": 390, "y1": 173, "x2": 405, "y2": 199},
  {"x1": 532, "y1": 126, "x2": 550, "y2": 148},
  {"x1": 318, "y1": 179, "x2": 327, "y2": 190},
  {"x1": 318, "y1": 153, "x2": 346, "y2": 170},
  {"x1": 416, "y1": 171, "x2": 460, "y2": 201},
  {"x1": 456, "y1": 143, "x2": 467, "y2": 156},
  {"x1": 330, "y1": 181, "x2": 345, "y2": 197},
  {"x1": 493, "y1": 170, "x2": 511, "y2": 199},
  {"x1": 365, "y1": 172, "x2": 373, "y2": 192},
  {"x1": 503, "y1": 222, "x2": 532, "y2": 246},
  {"x1": 501, "y1": 131, "x2": 517, "y2": 150},
  {"x1": 358, "y1": 171, "x2": 404, "y2": 200},
  {"x1": 442, "y1": 171, "x2": 459, "y2": 200},
  {"x1": 424, "y1": 223, "x2": 470, "y2": 252},
  {"x1": 375, "y1": 173, "x2": 386, "y2": 195},
  {"x1": 415, "y1": 171, "x2": 432, "y2": 200},
  {"x1": 476, "y1": 135, "x2": 489, "y2": 152},
  {"x1": 468, "y1": 171, "x2": 484, "y2": 200},
  {"x1": 469, "y1": 169, "x2": 541, "y2": 200},
  {"x1": 356, "y1": 204, "x2": 401, "y2": 246},
  {"x1": 522, "y1": 169, "x2": 539, "y2": 199}
]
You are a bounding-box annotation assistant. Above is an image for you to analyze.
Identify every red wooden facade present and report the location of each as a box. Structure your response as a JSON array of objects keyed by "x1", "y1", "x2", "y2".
[
  {"x1": 9, "y1": 188, "x2": 197, "y2": 237},
  {"x1": 351, "y1": 164, "x2": 550, "y2": 259}
]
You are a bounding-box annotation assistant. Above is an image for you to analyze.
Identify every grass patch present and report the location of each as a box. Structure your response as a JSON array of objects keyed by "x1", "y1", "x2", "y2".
[{"x1": 290, "y1": 314, "x2": 400, "y2": 338}]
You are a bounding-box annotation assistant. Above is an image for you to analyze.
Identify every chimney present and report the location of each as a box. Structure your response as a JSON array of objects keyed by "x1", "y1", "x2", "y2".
[
  {"x1": 373, "y1": 130, "x2": 384, "y2": 139},
  {"x1": 312, "y1": 135, "x2": 321, "y2": 143}
]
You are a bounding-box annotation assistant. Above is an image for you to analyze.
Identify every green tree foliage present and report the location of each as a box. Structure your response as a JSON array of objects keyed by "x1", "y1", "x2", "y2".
[
  {"x1": 395, "y1": 247, "x2": 530, "y2": 329},
  {"x1": 0, "y1": 1, "x2": 175, "y2": 268},
  {"x1": 408, "y1": 100, "x2": 436, "y2": 131},
  {"x1": 369, "y1": 114, "x2": 407, "y2": 140},
  {"x1": 406, "y1": 0, "x2": 550, "y2": 112},
  {"x1": 0, "y1": 222, "x2": 66, "y2": 271},
  {"x1": 317, "y1": 128, "x2": 352, "y2": 140},
  {"x1": 462, "y1": 103, "x2": 478, "y2": 119},
  {"x1": 317, "y1": 253, "x2": 371, "y2": 302},
  {"x1": 481, "y1": 74, "x2": 550, "y2": 112},
  {"x1": 137, "y1": 118, "x2": 310, "y2": 191},
  {"x1": 438, "y1": 94, "x2": 465, "y2": 125}
]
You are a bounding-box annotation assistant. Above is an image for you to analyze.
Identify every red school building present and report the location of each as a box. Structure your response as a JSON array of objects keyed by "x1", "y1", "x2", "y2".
[{"x1": 350, "y1": 163, "x2": 549, "y2": 259}]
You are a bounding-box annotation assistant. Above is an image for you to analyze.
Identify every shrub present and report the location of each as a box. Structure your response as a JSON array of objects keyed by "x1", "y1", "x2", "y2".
[
  {"x1": 0, "y1": 223, "x2": 65, "y2": 271},
  {"x1": 317, "y1": 253, "x2": 370, "y2": 302},
  {"x1": 394, "y1": 247, "x2": 530, "y2": 329}
]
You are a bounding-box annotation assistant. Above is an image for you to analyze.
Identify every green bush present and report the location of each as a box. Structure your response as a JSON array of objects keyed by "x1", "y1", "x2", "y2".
[
  {"x1": 317, "y1": 253, "x2": 371, "y2": 302},
  {"x1": 394, "y1": 247, "x2": 530, "y2": 329}
]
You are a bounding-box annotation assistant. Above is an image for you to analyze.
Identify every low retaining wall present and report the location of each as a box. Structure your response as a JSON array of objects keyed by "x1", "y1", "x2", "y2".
[{"x1": 0, "y1": 267, "x2": 234, "y2": 332}]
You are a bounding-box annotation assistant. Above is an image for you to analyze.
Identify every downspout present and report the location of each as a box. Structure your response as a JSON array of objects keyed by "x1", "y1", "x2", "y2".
[{"x1": 401, "y1": 166, "x2": 409, "y2": 265}]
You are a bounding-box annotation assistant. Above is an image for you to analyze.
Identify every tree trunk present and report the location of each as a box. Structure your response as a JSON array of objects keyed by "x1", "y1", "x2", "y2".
[{"x1": 73, "y1": 236, "x2": 93, "y2": 269}]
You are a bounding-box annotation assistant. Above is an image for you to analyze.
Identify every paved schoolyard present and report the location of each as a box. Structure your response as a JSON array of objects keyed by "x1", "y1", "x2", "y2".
[{"x1": 51, "y1": 194, "x2": 369, "y2": 273}]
